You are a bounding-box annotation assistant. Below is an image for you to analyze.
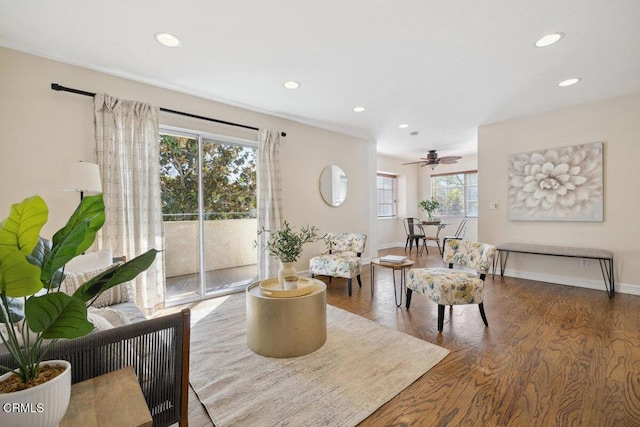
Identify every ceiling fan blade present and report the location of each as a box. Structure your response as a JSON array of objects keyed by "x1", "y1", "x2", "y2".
[
  {"x1": 402, "y1": 160, "x2": 428, "y2": 165},
  {"x1": 438, "y1": 156, "x2": 462, "y2": 164}
]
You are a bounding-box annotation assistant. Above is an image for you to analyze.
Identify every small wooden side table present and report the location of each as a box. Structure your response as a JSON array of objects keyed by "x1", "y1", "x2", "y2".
[
  {"x1": 60, "y1": 366, "x2": 152, "y2": 427},
  {"x1": 370, "y1": 258, "x2": 415, "y2": 307}
]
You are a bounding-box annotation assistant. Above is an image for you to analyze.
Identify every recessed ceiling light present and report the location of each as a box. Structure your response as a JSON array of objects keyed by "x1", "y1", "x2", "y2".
[
  {"x1": 283, "y1": 81, "x2": 301, "y2": 89},
  {"x1": 398, "y1": 124, "x2": 409, "y2": 128},
  {"x1": 353, "y1": 106, "x2": 366, "y2": 113},
  {"x1": 535, "y1": 32, "x2": 564, "y2": 48},
  {"x1": 558, "y1": 78, "x2": 581, "y2": 87},
  {"x1": 154, "y1": 32, "x2": 182, "y2": 48}
]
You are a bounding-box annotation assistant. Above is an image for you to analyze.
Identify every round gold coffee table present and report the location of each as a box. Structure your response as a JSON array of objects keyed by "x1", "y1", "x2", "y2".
[
  {"x1": 246, "y1": 279, "x2": 327, "y2": 358},
  {"x1": 370, "y1": 258, "x2": 415, "y2": 307}
]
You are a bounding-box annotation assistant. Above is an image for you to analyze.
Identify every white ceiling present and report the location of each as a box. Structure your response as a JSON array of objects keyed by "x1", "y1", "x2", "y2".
[{"x1": 1, "y1": 0, "x2": 639, "y2": 161}]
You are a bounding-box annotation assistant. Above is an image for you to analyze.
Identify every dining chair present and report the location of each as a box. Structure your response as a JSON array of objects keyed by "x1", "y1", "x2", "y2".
[
  {"x1": 403, "y1": 218, "x2": 425, "y2": 254},
  {"x1": 442, "y1": 218, "x2": 469, "y2": 248},
  {"x1": 420, "y1": 223, "x2": 445, "y2": 256}
]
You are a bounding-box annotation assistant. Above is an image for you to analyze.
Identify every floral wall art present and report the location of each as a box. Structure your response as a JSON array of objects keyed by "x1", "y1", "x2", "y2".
[{"x1": 508, "y1": 142, "x2": 603, "y2": 221}]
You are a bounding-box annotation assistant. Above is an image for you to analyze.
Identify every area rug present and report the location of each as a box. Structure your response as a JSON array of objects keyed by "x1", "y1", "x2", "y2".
[{"x1": 189, "y1": 294, "x2": 449, "y2": 427}]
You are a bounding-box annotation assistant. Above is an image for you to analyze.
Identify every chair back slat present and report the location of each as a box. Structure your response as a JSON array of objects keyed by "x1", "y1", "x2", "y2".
[
  {"x1": 443, "y1": 239, "x2": 496, "y2": 274},
  {"x1": 453, "y1": 219, "x2": 469, "y2": 239}
]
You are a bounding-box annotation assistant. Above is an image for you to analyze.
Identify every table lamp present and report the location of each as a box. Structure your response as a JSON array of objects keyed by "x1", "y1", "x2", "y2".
[{"x1": 62, "y1": 161, "x2": 102, "y2": 201}]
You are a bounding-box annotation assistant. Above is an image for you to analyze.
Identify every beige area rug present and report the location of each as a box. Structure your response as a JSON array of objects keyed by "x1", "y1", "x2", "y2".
[{"x1": 189, "y1": 294, "x2": 449, "y2": 427}]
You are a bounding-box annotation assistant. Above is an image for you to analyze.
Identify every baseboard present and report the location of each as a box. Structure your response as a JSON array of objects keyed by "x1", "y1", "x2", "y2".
[
  {"x1": 377, "y1": 241, "x2": 441, "y2": 250},
  {"x1": 498, "y1": 268, "x2": 640, "y2": 296},
  {"x1": 377, "y1": 242, "x2": 405, "y2": 250}
]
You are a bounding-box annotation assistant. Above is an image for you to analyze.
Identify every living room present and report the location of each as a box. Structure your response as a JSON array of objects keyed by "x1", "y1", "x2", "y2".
[{"x1": 1, "y1": 1, "x2": 640, "y2": 426}]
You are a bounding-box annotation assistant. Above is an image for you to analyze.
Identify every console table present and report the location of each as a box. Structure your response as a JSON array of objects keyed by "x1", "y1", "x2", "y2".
[{"x1": 496, "y1": 242, "x2": 614, "y2": 298}]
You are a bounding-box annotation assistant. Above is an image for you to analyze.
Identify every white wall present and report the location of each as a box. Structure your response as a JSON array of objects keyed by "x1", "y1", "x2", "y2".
[
  {"x1": 0, "y1": 47, "x2": 375, "y2": 273},
  {"x1": 376, "y1": 155, "x2": 418, "y2": 248},
  {"x1": 478, "y1": 93, "x2": 640, "y2": 294}
]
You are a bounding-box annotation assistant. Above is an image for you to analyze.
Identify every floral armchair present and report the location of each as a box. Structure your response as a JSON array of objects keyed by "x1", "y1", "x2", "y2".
[
  {"x1": 406, "y1": 239, "x2": 497, "y2": 333},
  {"x1": 309, "y1": 232, "x2": 367, "y2": 296}
]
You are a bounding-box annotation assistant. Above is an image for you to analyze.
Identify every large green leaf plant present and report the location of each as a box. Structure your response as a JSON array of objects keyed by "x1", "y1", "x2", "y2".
[{"x1": 0, "y1": 194, "x2": 158, "y2": 383}]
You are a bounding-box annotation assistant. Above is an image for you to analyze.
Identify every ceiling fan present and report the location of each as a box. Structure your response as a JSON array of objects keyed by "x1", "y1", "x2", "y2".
[{"x1": 403, "y1": 150, "x2": 462, "y2": 169}]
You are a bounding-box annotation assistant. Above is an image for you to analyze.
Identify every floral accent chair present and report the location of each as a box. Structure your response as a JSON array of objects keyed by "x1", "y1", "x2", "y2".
[
  {"x1": 309, "y1": 233, "x2": 367, "y2": 296},
  {"x1": 406, "y1": 239, "x2": 497, "y2": 333}
]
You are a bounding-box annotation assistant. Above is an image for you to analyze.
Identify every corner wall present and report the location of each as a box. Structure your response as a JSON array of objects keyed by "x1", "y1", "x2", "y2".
[{"x1": 478, "y1": 93, "x2": 640, "y2": 293}]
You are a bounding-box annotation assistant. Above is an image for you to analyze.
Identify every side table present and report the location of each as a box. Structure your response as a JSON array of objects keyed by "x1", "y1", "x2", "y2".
[
  {"x1": 60, "y1": 366, "x2": 152, "y2": 427},
  {"x1": 370, "y1": 258, "x2": 415, "y2": 307},
  {"x1": 246, "y1": 279, "x2": 327, "y2": 358}
]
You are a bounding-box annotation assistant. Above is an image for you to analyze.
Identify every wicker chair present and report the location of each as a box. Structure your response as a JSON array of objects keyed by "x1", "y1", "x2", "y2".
[{"x1": 0, "y1": 309, "x2": 191, "y2": 427}]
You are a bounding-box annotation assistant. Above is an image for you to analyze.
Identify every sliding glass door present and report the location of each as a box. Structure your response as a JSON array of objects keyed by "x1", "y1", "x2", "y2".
[{"x1": 159, "y1": 128, "x2": 258, "y2": 305}]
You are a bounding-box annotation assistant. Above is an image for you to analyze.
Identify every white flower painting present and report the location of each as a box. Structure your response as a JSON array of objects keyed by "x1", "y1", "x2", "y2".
[{"x1": 508, "y1": 142, "x2": 603, "y2": 221}]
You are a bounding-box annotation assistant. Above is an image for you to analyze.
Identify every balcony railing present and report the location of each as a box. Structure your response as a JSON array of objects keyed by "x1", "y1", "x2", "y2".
[{"x1": 163, "y1": 217, "x2": 257, "y2": 279}]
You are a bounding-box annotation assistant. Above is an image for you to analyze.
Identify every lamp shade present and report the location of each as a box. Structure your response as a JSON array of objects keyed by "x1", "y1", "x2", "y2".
[{"x1": 62, "y1": 162, "x2": 102, "y2": 194}]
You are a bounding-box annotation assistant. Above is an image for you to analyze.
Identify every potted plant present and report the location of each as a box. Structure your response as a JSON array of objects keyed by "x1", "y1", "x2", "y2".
[
  {"x1": 257, "y1": 221, "x2": 319, "y2": 285},
  {"x1": 0, "y1": 194, "x2": 158, "y2": 427},
  {"x1": 418, "y1": 198, "x2": 441, "y2": 222}
]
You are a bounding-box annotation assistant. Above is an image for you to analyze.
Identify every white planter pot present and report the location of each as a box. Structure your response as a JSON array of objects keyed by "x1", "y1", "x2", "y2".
[
  {"x1": 278, "y1": 261, "x2": 297, "y2": 286},
  {"x1": 0, "y1": 360, "x2": 71, "y2": 427}
]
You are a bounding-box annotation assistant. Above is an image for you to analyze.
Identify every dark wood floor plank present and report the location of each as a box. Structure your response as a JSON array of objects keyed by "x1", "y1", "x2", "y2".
[{"x1": 319, "y1": 247, "x2": 640, "y2": 427}]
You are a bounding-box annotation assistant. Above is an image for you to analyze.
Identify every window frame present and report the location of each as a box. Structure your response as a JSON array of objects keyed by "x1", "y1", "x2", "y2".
[
  {"x1": 376, "y1": 173, "x2": 398, "y2": 218},
  {"x1": 430, "y1": 169, "x2": 478, "y2": 218}
]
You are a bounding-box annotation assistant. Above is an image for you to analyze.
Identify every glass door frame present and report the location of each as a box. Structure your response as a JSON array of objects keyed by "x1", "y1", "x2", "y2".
[{"x1": 161, "y1": 125, "x2": 258, "y2": 306}]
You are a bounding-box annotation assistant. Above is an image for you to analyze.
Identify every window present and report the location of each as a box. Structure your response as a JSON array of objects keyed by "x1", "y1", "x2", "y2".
[
  {"x1": 377, "y1": 173, "x2": 397, "y2": 217},
  {"x1": 431, "y1": 170, "x2": 478, "y2": 217}
]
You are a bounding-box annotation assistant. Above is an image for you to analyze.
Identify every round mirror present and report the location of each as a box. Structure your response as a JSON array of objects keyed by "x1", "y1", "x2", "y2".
[{"x1": 320, "y1": 165, "x2": 348, "y2": 207}]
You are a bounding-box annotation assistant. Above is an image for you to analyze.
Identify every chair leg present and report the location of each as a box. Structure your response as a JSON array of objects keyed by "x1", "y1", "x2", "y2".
[
  {"x1": 405, "y1": 289, "x2": 413, "y2": 308},
  {"x1": 311, "y1": 273, "x2": 314, "y2": 278},
  {"x1": 405, "y1": 237, "x2": 410, "y2": 252},
  {"x1": 438, "y1": 304, "x2": 445, "y2": 332},
  {"x1": 329, "y1": 276, "x2": 332, "y2": 284},
  {"x1": 436, "y1": 240, "x2": 442, "y2": 256},
  {"x1": 347, "y1": 278, "x2": 352, "y2": 296},
  {"x1": 479, "y1": 303, "x2": 488, "y2": 326},
  {"x1": 357, "y1": 275, "x2": 362, "y2": 288}
]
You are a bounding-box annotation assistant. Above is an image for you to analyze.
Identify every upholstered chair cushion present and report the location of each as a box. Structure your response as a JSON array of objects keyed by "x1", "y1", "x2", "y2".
[
  {"x1": 442, "y1": 239, "x2": 496, "y2": 274},
  {"x1": 309, "y1": 252, "x2": 362, "y2": 279},
  {"x1": 407, "y1": 268, "x2": 485, "y2": 305}
]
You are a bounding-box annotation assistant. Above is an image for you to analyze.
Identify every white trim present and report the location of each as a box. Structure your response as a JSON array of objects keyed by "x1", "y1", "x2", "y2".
[{"x1": 160, "y1": 124, "x2": 257, "y2": 147}]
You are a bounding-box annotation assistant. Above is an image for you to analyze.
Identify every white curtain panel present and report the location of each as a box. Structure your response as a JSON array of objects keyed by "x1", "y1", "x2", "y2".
[
  {"x1": 94, "y1": 94, "x2": 165, "y2": 314},
  {"x1": 257, "y1": 129, "x2": 283, "y2": 280}
]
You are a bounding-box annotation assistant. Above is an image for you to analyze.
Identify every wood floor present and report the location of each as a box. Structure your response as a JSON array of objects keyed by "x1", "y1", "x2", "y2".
[{"x1": 183, "y1": 246, "x2": 640, "y2": 426}]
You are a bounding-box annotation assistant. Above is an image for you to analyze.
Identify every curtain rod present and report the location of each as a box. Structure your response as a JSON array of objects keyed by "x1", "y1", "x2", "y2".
[{"x1": 51, "y1": 83, "x2": 286, "y2": 137}]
